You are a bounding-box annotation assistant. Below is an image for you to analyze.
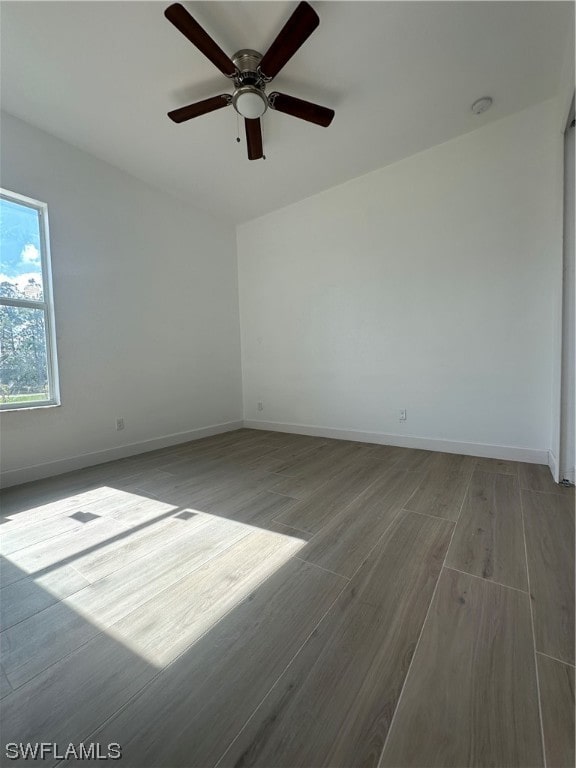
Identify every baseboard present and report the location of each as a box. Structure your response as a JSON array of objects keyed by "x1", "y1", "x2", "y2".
[
  {"x1": 548, "y1": 452, "x2": 574, "y2": 484},
  {"x1": 0, "y1": 420, "x2": 244, "y2": 488},
  {"x1": 243, "y1": 419, "x2": 549, "y2": 464},
  {"x1": 559, "y1": 464, "x2": 575, "y2": 484},
  {"x1": 2, "y1": 417, "x2": 551, "y2": 489},
  {"x1": 549, "y1": 451, "x2": 559, "y2": 483}
]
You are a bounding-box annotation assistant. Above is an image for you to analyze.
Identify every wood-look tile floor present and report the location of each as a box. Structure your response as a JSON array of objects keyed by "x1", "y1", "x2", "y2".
[{"x1": 0, "y1": 429, "x2": 574, "y2": 767}]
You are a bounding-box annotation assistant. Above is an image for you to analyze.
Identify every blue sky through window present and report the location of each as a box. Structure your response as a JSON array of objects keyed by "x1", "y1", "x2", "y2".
[{"x1": 0, "y1": 196, "x2": 43, "y2": 299}]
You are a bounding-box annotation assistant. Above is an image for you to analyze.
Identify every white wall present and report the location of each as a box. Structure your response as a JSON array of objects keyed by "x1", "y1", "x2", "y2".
[
  {"x1": 1, "y1": 99, "x2": 564, "y2": 483},
  {"x1": 1, "y1": 112, "x2": 242, "y2": 485},
  {"x1": 238, "y1": 100, "x2": 562, "y2": 461}
]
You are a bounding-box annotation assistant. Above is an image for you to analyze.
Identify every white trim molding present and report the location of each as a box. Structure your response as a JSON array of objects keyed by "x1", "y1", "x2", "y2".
[
  {"x1": 557, "y1": 451, "x2": 576, "y2": 485},
  {"x1": 243, "y1": 419, "x2": 549, "y2": 464},
  {"x1": 0, "y1": 420, "x2": 243, "y2": 488},
  {"x1": 560, "y1": 468, "x2": 576, "y2": 485},
  {"x1": 1, "y1": 418, "x2": 552, "y2": 490},
  {"x1": 548, "y1": 450, "x2": 559, "y2": 483}
]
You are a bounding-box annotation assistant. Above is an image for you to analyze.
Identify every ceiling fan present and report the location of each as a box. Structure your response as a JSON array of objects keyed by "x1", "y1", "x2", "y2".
[{"x1": 164, "y1": 1, "x2": 335, "y2": 160}]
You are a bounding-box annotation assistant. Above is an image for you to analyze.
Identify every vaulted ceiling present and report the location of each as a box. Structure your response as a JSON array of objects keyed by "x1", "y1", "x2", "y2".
[{"x1": 1, "y1": 1, "x2": 573, "y2": 222}]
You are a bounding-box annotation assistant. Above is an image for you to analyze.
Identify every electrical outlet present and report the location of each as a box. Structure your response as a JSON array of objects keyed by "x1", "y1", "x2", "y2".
[
  {"x1": 116, "y1": 417, "x2": 125, "y2": 431},
  {"x1": 257, "y1": 401, "x2": 264, "y2": 412},
  {"x1": 399, "y1": 409, "x2": 407, "y2": 422}
]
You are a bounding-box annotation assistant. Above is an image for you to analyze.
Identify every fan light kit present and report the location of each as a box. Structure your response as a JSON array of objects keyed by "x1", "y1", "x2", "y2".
[
  {"x1": 164, "y1": 2, "x2": 335, "y2": 160},
  {"x1": 233, "y1": 87, "x2": 268, "y2": 120},
  {"x1": 471, "y1": 96, "x2": 493, "y2": 115}
]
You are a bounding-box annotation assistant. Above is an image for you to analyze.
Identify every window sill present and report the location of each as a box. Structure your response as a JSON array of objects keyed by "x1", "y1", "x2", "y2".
[{"x1": 0, "y1": 402, "x2": 61, "y2": 413}]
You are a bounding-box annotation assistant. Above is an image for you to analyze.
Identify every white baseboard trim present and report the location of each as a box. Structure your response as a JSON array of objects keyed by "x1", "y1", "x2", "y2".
[
  {"x1": 1, "y1": 417, "x2": 551, "y2": 489},
  {"x1": 243, "y1": 419, "x2": 549, "y2": 464},
  {"x1": 559, "y1": 464, "x2": 575, "y2": 484},
  {"x1": 0, "y1": 420, "x2": 244, "y2": 488},
  {"x1": 548, "y1": 451, "x2": 559, "y2": 483}
]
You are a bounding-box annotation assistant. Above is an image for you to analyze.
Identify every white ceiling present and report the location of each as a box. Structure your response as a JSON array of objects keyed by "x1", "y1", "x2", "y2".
[{"x1": 1, "y1": 1, "x2": 573, "y2": 222}]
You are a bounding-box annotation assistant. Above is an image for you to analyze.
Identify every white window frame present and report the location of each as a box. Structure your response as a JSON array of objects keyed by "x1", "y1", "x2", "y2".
[{"x1": 0, "y1": 189, "x2": 60, "y2": 410}]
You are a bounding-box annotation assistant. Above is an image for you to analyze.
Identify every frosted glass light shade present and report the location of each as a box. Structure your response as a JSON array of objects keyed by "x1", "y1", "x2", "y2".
[{"x1": 234, "y1": 89, "x2": 267, "y2": 119}]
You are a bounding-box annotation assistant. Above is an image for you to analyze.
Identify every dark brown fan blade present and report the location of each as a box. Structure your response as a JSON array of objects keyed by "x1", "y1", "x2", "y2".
[
  {"x1": 164, "y1": 3, "x2": 236, "y2": 77},
  {"x1": 269, "y1": 92, "x2": 334, "y2": 127},
  {"x1": 259, "y1": 2, "x2": 319, "y2": 80},
  {"x1": 245, "y1": 118, "x2": 263, "y2": 160},
  {"x1": 168, "y1": 95, "x2": 230, "y2": 123}
]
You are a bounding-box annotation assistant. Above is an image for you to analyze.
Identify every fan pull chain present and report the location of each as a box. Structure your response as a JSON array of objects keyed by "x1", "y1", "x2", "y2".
[{"x1": 235, "y1": 111, "x2": 240, "y2": 143}]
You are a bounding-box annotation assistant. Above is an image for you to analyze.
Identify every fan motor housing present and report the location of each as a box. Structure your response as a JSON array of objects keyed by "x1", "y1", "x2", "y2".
[{"x1": 232, "y1": 49, "x2": 264, "y2": 86}]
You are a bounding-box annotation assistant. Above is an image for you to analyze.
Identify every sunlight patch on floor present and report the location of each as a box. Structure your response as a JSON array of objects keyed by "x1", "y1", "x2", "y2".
[
  {"x1": 2, "y1": 486, "x2": 307, "y2": 670},
  {"x1": 101, "y1": 521, "x2": 307, "y2": 667}
]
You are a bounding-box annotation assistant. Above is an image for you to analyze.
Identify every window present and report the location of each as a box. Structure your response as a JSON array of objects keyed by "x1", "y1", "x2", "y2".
[{"x1": 0, "y1": 189, "x2": 60, "y2": 409}]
